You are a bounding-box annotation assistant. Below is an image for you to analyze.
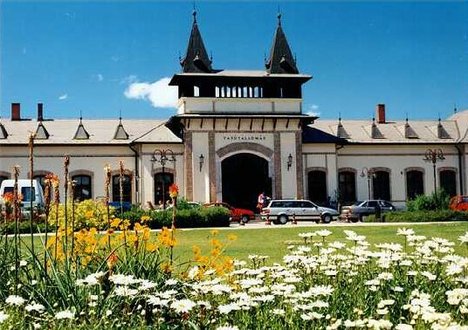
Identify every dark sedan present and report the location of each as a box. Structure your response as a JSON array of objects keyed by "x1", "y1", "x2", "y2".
[{"x1": 340, "y1": 200, "x2": 396, "y2": 222}]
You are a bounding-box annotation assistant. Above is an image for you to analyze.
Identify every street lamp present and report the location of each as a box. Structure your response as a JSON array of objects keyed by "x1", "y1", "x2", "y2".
[
  {"x1": 151, "y1": 149, "x2": 176, "y2": 209},
  {"x1": 424, "y1": 148, "x2": 445, "y2": 193},
  {"x1": 360, "y1": 167, "x2": 375, "y2": 200}
]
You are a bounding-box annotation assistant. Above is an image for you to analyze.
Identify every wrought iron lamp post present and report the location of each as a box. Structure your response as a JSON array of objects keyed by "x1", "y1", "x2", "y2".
[
  {"x1": 360, "y1": 167, "x2": 375, "y2": 200},
  {"x1": 151, "y1": 149, "x2": 176, "y2": 209},
  {"x1": 424, "y1": 148, "x2": 445, "y2": 193}
]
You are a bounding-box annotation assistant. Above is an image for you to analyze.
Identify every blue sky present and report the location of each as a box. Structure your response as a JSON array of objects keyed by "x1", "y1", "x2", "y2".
[{"x1": 0, "y1": 1, "x2": 467, "y2": 121}]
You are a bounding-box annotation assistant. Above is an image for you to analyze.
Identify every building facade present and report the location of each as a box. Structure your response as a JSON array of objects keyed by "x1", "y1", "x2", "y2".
[{"x1": 0, "y1": 13, "x2": 467, "y2": 210}]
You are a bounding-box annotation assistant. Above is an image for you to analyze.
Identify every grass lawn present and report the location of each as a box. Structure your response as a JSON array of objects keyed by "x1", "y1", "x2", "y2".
[
  {"x1": 171, "y1": 222, "x2": 468, "y2": 264},
  {"x1": 17, "y1": 222, "x2": 468, "y2": 265}
]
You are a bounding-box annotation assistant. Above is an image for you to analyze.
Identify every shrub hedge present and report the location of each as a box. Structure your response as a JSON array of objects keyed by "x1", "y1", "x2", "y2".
[{"x1": 366, "y1": 210, "x2": 468, "y2": 223}]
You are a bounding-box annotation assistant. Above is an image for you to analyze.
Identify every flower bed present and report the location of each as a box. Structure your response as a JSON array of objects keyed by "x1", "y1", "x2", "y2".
[{"x1": 0, "y1": 227, "x2": 466, "y2": 329}]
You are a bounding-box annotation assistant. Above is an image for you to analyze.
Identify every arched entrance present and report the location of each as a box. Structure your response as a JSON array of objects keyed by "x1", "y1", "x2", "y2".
[{"x1": 221, "y1": 153, "x2": 271, "y2": 211}]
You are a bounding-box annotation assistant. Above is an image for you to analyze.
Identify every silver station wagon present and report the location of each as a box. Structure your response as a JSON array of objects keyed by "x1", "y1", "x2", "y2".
[{"x1": 261, "y1": 199, "x2": 339, "y2": 225}]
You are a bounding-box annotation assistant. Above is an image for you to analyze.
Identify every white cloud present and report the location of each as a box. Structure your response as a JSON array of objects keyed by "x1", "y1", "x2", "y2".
[
  {"x1": 306, "y1": 104, "x2": 320, "y2": 117},
  {"x1": 92, "y1": 73, "x2": 104, "y2": 82},
  {"x1": 124, "y1": 77, "x2": 178, "y2": 109},
  {"x1": 58, "y1": 94, "x2": 68, "y2": 100}
]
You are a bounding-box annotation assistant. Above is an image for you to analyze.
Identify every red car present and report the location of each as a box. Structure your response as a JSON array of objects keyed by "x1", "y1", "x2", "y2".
[
  {"x1": 449, "y1": 196, "x2": 468, "y2": 211},
  {"x1": 204, "y1": 202, "x2": 255, "y2": 223}
]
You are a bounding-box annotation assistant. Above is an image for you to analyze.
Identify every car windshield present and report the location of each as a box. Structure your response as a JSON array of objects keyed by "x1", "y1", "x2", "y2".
[{"x1": 353, "y1": 201, "x2": 363, "y2": 206}]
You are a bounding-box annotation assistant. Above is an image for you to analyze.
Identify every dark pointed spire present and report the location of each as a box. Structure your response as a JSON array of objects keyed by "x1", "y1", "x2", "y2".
[
  {"x1": 180, "y1": 9, "x2": 213, "y2": 73},
  {"x1": 265, "y1": 13, "x2": 299, "y2": 74}
]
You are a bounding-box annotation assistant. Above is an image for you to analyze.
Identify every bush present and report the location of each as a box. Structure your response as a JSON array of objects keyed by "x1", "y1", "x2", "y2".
[
  {"x1": 366, "y1": 210, "x2": 468, "y2": 222},
  {"x1": 146, "y1": 206, "x2": 230, "y2": 229},
  {"x1": 0, "y1": 220, "x2": 56, "y2": 235},
  {"x1": 48, "y1": 199, "x2": 113, "y2": 230},
  {"x1": 407, "y1": 190, "x2": 450, "y2": 211},
  {"x1": 201, "y1": 206, "x2": 231, "y2": 227}
]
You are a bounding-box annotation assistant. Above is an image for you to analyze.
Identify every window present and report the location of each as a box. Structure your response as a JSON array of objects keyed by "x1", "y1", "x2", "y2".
[
  {"x1": 440, "y1": 170, "x2": 456, "y2": 197},
  {"x1": 0, "y1": 175, "x2": 8, "y2": 188},
  {"x1": 368, "y1": 201, "x2": 378, "y2": 208},
  {"x1": 338, "y1": 171, "x2": 356, "y2": 204},
  {"x1": 308, "y1": 170, "x2": 327, "y2": 205},
  {"x1": 406, "y1": 170, "x2": 424, "y2": 200},
  {"x1": 154, "y1": 173, "x2": 174, "y2": 206},
  {"x1": 33, "y1": 175, "x2": 47, "y2": 192},
  {"x1": 3, "y1": 187, "x2": 35, "y2": 202},
  {"x1": 112, "y1": 174, "x2": 132, "y2": 203},
  {"x1": 72, "y1": 175, "x2": 92, "y2": 201},
  {"x1": 373, "y1": 171, "x2": 390, "y2": 200}
]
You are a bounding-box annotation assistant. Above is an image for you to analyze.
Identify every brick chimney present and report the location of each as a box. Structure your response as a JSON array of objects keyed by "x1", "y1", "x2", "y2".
[
  {"x1": 11, "y1": 103, "x2": 21, "y2": 121},
  {"x1": 376, "y1": 104, "x2": 386, "y2": 124},
  {"x1": 37, "y1": 103, "x2": 43, "y2": 121}
]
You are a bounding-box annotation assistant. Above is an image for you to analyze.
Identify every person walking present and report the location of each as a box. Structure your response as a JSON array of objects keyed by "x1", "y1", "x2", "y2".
[{"x1": 257, "y1": 192, "x2": 265, "y2": 213}]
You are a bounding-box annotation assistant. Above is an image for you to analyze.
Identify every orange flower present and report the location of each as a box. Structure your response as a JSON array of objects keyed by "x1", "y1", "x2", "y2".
[
  {"x1": 107, "y1": 252, "x2": 118, "y2": 270},
  {"x1": 168, "y1": 184, "x2": 179, "y2": 198},
  {"x1": 2, "y1": 192, "x2": 15, "y2": 203}
]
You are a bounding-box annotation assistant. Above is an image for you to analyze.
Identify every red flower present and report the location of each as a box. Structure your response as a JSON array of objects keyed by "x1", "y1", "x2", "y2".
[{"x1": 169, "y1": 184, "x2": 179, "y2": 198}]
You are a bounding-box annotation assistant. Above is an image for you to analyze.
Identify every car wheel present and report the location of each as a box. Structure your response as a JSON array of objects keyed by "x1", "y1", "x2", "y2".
[
  {"x1": 358, "y1": 214, "x2": 363, "y2": 222},
  {"x1": 278, "y1": 215, "x2": 288, "y2": 225},
  {"x1": 322, "y1": 214, "x2": 332, "y2": 224},
  {"x1": 351, "y1": 216, "x2": 359, "y2": 223},
  {"x1": 241, "y1": 215, "x2": 249, "y2": 223}
]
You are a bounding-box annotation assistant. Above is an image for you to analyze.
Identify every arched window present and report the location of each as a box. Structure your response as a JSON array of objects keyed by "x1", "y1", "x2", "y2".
[
  {"x1": 112, "y1": 174, "x2": 132, "y2": 203},
  {"x1": 154, "y1": 173, "x2": 174, "y2": 206},
  {"x1": 373, "y1": 170, "x2": 391, "y2": 200},
  {"x1": 72, "y1": 175, "x2": 92, "y2": 201},
  {"x1": 440, "y1": 169, "x2": 457, "y2": 197},
  {"x1": 338, "y1": 171, "x2": 356, "y2": 204},
  {"x1": 33, "y1": 175, "x2": 48, "y2": 192},
  {"x1": 308, "y1": 170, "x2": 327, "y2": 206},
  {"x1": 406, "y1": 170, "x2": 424, "y2": 200},
  {"x1": 193, "y1": 86, "x2": 200, "y2": 97}
]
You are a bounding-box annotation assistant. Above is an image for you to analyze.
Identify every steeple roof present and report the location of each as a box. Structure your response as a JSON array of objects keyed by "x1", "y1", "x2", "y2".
[
  {"x1": 114, "y1": 118, "x2": 129, "y2": 140},
  {"x1": 35, "y1": 121, "x2": 50, "y2": 139},
  {"x1": 73, "y1": 117, "x2": 90, "y2": 140},
  {"x1": 0, "y1": 123, "x2": 8, "y2": 139},
  {"x1": 180, "y1": 10, "x2": 213, "y2": 73},
  {"x1": 265, "y1": 13, "x2": 299, "y2": 74}
]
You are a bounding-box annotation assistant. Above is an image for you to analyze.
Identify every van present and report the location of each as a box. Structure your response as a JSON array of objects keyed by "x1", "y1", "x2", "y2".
[{"x1": 0, "y1": 179, "x2": 45, "y2": 218}]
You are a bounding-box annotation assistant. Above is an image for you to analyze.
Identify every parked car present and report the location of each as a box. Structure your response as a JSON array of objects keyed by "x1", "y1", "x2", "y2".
[
  {"x1": 340, "y1": 200, "x2": 396, "y2": 222},
  {"x1": 449, "y1": 195, "x2": 468, "y2": 211},
  {"x1": 0, "y1": 179, "x2": 45, "y2": 218},
  {"x1": 108, "y1": 201, "x2": 133, "y2": 212},
  {"x1": 203, "y1": 202, "x2": 255, "y2": 223},
  {"x1": 261, "y1": 199, "x2": 339, "y2": 225}
]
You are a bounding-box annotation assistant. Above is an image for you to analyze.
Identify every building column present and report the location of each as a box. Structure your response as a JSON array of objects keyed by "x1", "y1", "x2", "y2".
[
  {"x1": 208, "y1": 131, "x2": 217, "y2": 202},
  {"x1": 184, "y1": 131, "x2": 193, "y2": 200},
  {"x1": 295, "y1": 131, "x2": 304, "y2": 199},
  {"x1": 273, "y1": 132, "x2": 282, "y2": 198}
]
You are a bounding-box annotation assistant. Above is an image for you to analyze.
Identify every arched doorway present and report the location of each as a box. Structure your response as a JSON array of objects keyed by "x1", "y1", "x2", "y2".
[
  {"x1": 221, "y1": 153, "x2": 271, "y2": 211},
  {"x1": 308, "y1": 170, "x2": 327, "y2": 206}
]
